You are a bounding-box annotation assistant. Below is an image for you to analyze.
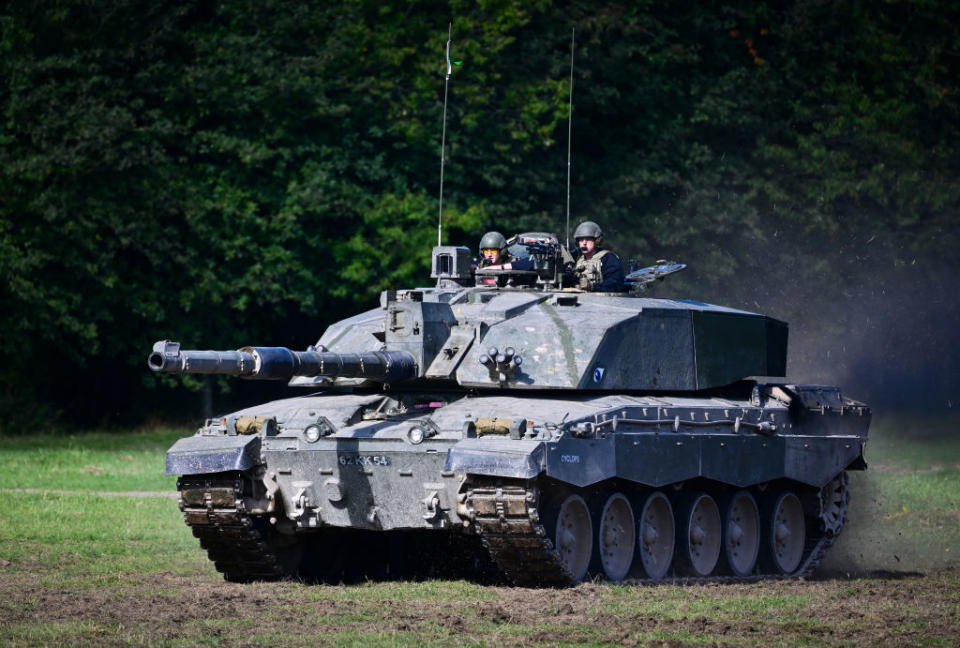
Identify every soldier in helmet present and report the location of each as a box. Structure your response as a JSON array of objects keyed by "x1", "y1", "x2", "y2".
[
  {"x1": 476, "y1": 231, "x2": 534, "y2": 271},
  {"x1": 570, "y1": 220, "x2": 625, "y2": 292},
  {"x1": 478, "y1": 231, "x2": 510, "y2": 267}
]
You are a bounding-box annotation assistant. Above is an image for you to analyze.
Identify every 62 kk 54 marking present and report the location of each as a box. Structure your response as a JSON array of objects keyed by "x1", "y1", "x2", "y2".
[{"x1": 338, "y1": 454, "x2": 391, "y2": 467}]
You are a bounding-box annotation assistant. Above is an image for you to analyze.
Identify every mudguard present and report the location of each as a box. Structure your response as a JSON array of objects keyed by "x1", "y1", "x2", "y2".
[
  {"x1": 165, "y1": 435, "x2": 260, "y2": 475},
  {"x1": 445, "y1": 438, "x2": 545, "y2": 479}
]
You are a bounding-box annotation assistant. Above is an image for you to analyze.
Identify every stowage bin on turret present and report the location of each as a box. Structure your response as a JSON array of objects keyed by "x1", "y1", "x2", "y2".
[{"x1": 152, "y1": 239, "x2": 869, "y2": 585}]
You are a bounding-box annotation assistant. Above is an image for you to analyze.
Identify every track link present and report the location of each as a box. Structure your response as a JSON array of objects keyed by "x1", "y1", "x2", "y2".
[
  {"x1": 177, "y1": 472, "x2": 301, "y2": 582},
  {"x1": 465, "y1": 477, "x2": 843, "y2": 587},
  {"x1": 465, "y1": 482, "x2": 573, "y2": 586}
]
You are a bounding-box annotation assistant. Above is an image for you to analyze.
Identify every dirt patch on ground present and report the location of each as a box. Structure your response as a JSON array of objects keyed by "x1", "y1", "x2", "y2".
[{"x1": 1, "y1": 570, "x2": 957, "y2": 646}]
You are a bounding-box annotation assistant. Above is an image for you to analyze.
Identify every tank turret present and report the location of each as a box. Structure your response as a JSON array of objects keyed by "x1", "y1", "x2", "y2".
[
  {"x1": 152, "y1": 246, "x2": 785, "y2": 392},
  {"x1": 286, "y1": 266, "x2": 788, "y2": 391}
]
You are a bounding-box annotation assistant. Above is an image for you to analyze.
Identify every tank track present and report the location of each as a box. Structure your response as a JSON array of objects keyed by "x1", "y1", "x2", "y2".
[
  {"x1": 464, "y1": 477, "x2": 844, "y2": 587},
  {"x1": 178, "y1": 473, "x2": 497, "y2": 584},
  {"x1": 464, "y1": 481, "x2": 572, "y2": 586},
  {"x1": 177, "y1": 472, "x2": 301, "y2": 582}
]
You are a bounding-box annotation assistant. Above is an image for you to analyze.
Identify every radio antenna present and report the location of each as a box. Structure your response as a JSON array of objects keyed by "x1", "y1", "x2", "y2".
[
  {"x1": 437, "y1": 23, "x2": 453, "y2": 246},
  {"x1": 564, "y1": 27, "x2": 575, "y2": 249}
]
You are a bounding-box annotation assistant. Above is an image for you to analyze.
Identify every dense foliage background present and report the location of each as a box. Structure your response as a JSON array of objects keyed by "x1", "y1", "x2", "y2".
[{"x1": 1, "y1": 0, "x2": 957, "y2": 429}]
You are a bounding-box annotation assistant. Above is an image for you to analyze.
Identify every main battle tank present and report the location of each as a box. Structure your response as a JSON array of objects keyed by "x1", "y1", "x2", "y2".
[{"x1": 151, "y1": 236, "x2": 869, "y2": 585}]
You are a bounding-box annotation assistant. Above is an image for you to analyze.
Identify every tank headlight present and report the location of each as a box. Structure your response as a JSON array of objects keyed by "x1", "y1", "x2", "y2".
[
  {"x1": 304, "y1": 424, "x2": 322, "y2": 443},
  {"x1": 304, "y1": 417, "x2": 336, "y2": 442},
  {"x1": 407, "y1": 425, "x2": 426, "y2": 445}
]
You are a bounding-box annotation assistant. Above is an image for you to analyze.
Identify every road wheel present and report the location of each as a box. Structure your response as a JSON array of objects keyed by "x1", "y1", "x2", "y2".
[
  {"x1": 637, "y1": 491, "x2": 674, "y2": 579},
  {"x1": 675, "y1": 492, "x2": 722, "y2": 577},
  {"x1": 598, "y1": 492, "x2": 635, "y2": 581},
  {"x1": 719, "y1": 490, "x2": 760, "y2": 577},
  {"x1": 554, "y1": 494, "x2": 593, "y2": 583},
  {"x1": 761, "y1": 491, "x2": 806, "y2": 574}
]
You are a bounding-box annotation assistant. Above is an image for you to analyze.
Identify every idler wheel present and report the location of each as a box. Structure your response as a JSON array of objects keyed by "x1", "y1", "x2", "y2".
[
  {"x1": 554, "y1": 494, "x2": 593, "y2": 583},
  {"x1": 719, "y1": 490, "x2": 760, "y2": 577},
  {"x1": 637, "y1": 491, "x2": 674, "y2": 579},
  {"x1": 598, "y1": 493, "x2": 635, "y2": 581},
  {"x1": 675, "y1": 492, "x2": 722, "y2": 577},
  {"x1": 761, "y1": 491, "x2": 806, "y2": 574}
]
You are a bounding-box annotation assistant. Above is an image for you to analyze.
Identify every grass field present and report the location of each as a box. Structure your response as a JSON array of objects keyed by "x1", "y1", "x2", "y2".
[
  {"x1": 0, "y1": 415, "x2": 958, "y2": 647},
  {"x1": 820, "y1": 413, "x2": 960, "y2": 577}
]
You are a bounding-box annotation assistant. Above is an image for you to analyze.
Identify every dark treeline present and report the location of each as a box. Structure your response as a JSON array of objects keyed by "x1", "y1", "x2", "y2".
[{"x1": 1, "y1": 0, "x2": 957, "y2": 429}]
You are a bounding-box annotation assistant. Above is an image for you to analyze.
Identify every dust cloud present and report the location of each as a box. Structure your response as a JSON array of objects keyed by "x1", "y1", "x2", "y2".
[
  {"x1": 775, "y1": 258, "x2": 959, "y2": 576},
  {"x1": 785, "y1": 261, "x2": 958, "y2": 414}
]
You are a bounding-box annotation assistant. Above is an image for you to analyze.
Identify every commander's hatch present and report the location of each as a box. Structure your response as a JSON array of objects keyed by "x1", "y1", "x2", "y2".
[{"x1": 425, "y1": 325, "x2": 477, "y2": 378}]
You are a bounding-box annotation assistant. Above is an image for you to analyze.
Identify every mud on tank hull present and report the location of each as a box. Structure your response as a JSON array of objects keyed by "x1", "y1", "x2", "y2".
[{"x1": 167, "y1": 381, "x2": 868, "y2": 585}]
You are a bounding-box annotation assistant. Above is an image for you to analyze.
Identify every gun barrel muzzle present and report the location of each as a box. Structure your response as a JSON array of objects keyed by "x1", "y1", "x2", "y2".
[{"x1": 149, "y1": 341, "x2": 256, "y2": 375}]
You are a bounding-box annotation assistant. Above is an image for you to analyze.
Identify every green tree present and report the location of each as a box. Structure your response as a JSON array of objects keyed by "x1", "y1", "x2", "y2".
[{"x1": 1, "y1": 0, "x2": 956, "y2": 427}]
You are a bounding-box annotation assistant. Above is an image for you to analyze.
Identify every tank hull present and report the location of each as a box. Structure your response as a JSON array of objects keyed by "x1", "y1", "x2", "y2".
[{"x1": 168, "y1": 382, "x2": 868, "y2": 584}]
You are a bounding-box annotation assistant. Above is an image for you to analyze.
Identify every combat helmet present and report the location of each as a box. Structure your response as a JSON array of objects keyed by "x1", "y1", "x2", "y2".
[
  {"x1": 573, "y1": 221, "x2": 604, "y2": 248},
  {"x1": 478, "y1": 231, "x2": 508, "y2": 256}
]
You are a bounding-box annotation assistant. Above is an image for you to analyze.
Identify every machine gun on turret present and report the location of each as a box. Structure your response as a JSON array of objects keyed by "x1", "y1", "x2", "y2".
[{"x1": 468, "y1": 232, "x2": 570, "y2": 289}]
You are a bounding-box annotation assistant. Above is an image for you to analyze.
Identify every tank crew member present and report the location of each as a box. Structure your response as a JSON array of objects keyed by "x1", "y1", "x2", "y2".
[
  {"x1": 571, "y1": 221, "x2": 625, "y2": 292},
  {"x1": 476, "y1": 231, "x2": 534, "y2": 271},
  {"x1": 477, "y1": 231, "x2": 510, "y2": 267}
]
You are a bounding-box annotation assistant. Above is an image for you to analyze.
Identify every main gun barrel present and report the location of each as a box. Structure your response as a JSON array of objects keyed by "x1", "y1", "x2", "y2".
[{"x1": 148, "y1": 340, "x2": 417, "y2": 382}]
